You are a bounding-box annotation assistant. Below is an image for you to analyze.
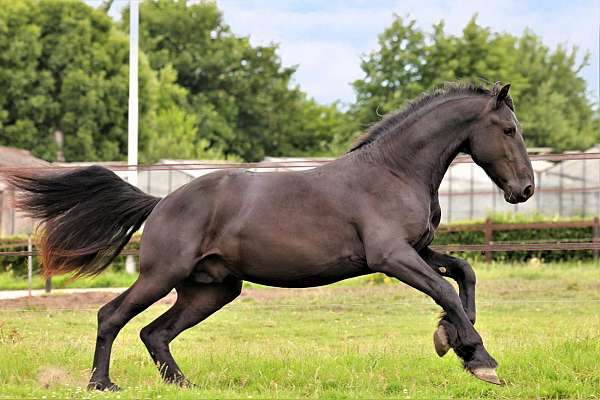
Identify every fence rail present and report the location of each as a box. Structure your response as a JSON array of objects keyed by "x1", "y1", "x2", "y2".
[
  {"x1": 437, "y1": 217, "x2": 600, "y2": 262},
  {"x1": 437, "y1": 219, "x2": 600, "y2": 232}
]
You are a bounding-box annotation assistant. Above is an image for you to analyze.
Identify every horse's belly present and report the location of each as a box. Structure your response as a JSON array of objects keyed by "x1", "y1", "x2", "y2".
[
  {"x1": 223, "y1": 222, "x2": 367, "y2": 288},
  {"x1": 239, "y1": 256, "x2": 369, "y2": 288}
]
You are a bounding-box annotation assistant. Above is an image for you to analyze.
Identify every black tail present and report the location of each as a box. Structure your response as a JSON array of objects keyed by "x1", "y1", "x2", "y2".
[{"x1": 5, "y1": 165, "x2": 161, "y2": 277}]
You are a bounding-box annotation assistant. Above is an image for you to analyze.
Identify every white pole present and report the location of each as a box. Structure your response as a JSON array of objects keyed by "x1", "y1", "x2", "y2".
[
  {"x1": 27, "y1": 235, "x2": 32, "y2": 297},
  {"x1": 127, "y1": 0, "x2": 139, "y2": 187}
]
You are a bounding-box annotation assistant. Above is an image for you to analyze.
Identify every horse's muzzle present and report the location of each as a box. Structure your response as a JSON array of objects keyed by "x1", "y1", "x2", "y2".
[{"x1": 504, "y1": 182, "x2": 534, "y2": 204}]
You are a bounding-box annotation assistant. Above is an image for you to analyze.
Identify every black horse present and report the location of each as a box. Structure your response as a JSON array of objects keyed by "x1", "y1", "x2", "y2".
[{"x1": 8, "y1": 82, "x2": 533, "y2": 391}]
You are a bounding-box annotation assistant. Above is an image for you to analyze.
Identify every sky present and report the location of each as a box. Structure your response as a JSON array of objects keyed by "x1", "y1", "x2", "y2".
[{"x1": 99, "y1": 0, "x2": 599, "y2": 106}]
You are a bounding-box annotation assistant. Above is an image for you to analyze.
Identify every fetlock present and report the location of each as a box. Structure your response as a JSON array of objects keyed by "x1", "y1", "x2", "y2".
[
  {"x1": 433, "y1": 317, "x2": 459, "y2": 357},
  {"x1": 461, "y1": 345, "x2": 498, "y2": 371}
]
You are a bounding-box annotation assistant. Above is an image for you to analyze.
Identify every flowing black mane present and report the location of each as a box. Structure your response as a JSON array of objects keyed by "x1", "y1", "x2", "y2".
[{"x1": 348, "y1": 82, "x2": 513, "y2": 152}]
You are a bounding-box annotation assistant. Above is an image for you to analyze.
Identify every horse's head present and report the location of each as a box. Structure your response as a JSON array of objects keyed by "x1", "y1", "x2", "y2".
[{"x1": 467, "y1": 83, "x2": 534, "y2": 204}]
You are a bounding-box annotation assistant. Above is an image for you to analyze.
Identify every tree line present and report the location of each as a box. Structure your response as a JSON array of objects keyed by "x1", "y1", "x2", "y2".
[{"x1": 0, "y1": 0, "x2": 597, "y2": 163}]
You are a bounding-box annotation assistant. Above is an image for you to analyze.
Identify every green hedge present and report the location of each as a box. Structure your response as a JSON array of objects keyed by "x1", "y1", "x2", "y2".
[{"x1": 0, "y1": 235, "x2": 141, "y2": 278}]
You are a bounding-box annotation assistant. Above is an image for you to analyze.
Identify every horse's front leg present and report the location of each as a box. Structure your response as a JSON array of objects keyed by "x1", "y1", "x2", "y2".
[
  {"x1": 420, "y1": 247, "x2": 477, "y2": 357},
  {"x1": 420, "y1": 247, "x2": 476, "y2": 322},
  {"x1": 366, "y1": 242, "x2": 500, "y2": 384}
]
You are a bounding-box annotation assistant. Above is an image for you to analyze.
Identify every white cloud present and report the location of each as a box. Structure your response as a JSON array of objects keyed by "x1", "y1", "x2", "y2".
[
  {"x1": 219, "y1": 0, "x2": 599, "y2": 104},
  {"x1": 95, "y1": 0, "x2": 598, "y2": 104},
  {"x1": 282, "y1": 40, "x2": 363, "y2": 104}
]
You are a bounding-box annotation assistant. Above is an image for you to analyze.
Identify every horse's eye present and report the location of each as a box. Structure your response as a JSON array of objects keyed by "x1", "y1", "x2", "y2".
[{"x1": 503, "y1": 127, "x2": 515, "y2": 136}]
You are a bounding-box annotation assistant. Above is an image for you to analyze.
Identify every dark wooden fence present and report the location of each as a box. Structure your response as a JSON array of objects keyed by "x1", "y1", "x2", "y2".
[{"x1": 432, "y1": 217, "x2": 600, "y2": 262}]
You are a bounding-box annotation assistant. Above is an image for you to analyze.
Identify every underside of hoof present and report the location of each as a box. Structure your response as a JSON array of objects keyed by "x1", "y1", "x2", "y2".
[
  {"x1": 433, "y1": 324, "x2": 450, "y2": 357},
  {"x1": 471, "y1": 367, "x2": 502, "y2": 385}
]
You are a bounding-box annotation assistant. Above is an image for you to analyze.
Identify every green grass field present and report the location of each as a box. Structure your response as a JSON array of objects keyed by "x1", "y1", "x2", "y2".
[{"x1": 0, "y1": 262, "x2": 599, "y2": 399}]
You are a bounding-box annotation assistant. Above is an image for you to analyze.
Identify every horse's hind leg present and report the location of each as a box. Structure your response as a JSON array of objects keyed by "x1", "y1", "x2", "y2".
[
  {"x1": 88, "y1": 275, "x2": 181, "y2": 391},
  {"x1": 140, "y1": 276, "x2": 242, "y2": 386}
]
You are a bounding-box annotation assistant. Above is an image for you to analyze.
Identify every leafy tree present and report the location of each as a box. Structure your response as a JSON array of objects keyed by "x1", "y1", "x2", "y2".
[
  {"x1": 0, "y1": 0, "x2": 230, "y2": 163},
  {"x1": 348, "y1": 16, "x2": 598, "y2": 152},
  {"x1": 0, "y1": 0, "x2": 140, "y2": 161},
  {"x1": 126, "y1": 0, "x2": 345, "y2": 161},
  {"x1": 140, "y1": 64, "x2": 231, "y2": 162},
  {"x1": 0, "y1": 0, "x2": 345, "y2": 163}
]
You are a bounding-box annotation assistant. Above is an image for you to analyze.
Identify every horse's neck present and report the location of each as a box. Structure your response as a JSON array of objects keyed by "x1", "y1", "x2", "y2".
[
  {"x1": 422, "y1": 133, "x2": 466, "y2": 194},
  {"x1": 372, "y1": 97, "x2": 482, "y2": 194}
]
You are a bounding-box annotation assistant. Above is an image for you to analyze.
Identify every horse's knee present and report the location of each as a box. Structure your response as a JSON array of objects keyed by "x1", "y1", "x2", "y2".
[
  {"x1": 459, "y1": 260, "x2": 476, "y2": 286},
  {"x1": 447, "y1": 259, "x2": 475, "y2": 284}
]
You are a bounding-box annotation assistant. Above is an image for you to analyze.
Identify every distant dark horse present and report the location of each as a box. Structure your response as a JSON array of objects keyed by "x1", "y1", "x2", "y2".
[{"x1": 8, "y1": 82, "x2": 533, "y2": 391}]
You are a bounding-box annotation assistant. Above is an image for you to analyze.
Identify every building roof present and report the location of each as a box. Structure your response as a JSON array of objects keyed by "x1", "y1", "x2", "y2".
[
  {"x1": 52, "y1": 161, "x2": 129, "y2": 179},
  {"x1": 158, "y1": 159, "x2": 236, "y2": 178},
  {"x1": 257, "y1": 156, "x2": 333, "y2": 172},
  {"x1": 0, "y1": 146, "x2": 49, "y2": 167}
]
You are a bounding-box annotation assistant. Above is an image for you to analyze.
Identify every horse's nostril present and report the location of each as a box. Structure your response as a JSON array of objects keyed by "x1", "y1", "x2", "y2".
[{"x1": 523, "y1": 185, "x2": 534, "y2": 198}]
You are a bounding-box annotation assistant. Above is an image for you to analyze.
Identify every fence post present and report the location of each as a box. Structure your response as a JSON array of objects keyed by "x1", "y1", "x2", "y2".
[
  {"x1": 484, "y1": 218, "x2": 493, "y2": 263},
  {"x1": 27, "y1": 235, "x2": 32, "y2": 297},
  {"x1": 593, "y1": 217, "x2": 599, "y2": 262}
]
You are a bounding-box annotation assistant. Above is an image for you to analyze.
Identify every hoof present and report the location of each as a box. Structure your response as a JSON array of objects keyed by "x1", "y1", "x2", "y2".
[
  {"x1": 433, "y1": 324, "x2": 450, "y2": 357},
  {"x1": 172, "y1": 377, "x2": 196, "y2": 388},
  {"x1": 165, "y1": 375, "x2": 196, "y2": 388},
  {"x1": 87, "y1": 380, "x2": 120, "y2": 391},
  {"x1": 179, "y1": 379, "x2": 197, "y2": 389},
  {"x1": 471, "y1": 367, "x2": 502, "y2": 385}
]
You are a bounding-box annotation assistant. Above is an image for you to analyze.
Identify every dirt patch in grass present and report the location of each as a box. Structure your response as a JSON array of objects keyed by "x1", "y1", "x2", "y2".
[
  {"x1": 37, "y1": 366, "x2": 73, "y2": 388},
  {"x1": 0, "y1": 291, "x2": 175, "y2": 310},
  {"x1": 0, "y1": 287, "x2": 355, "y2": 310},
  {"x1": 0, "y1": 289, "x2": 308, "y2": 310}
]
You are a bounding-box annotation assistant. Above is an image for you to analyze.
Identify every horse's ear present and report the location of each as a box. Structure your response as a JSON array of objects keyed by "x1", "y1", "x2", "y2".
[{"x1": 495, "y1": 83, "x2": 511, "y2": 109}]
